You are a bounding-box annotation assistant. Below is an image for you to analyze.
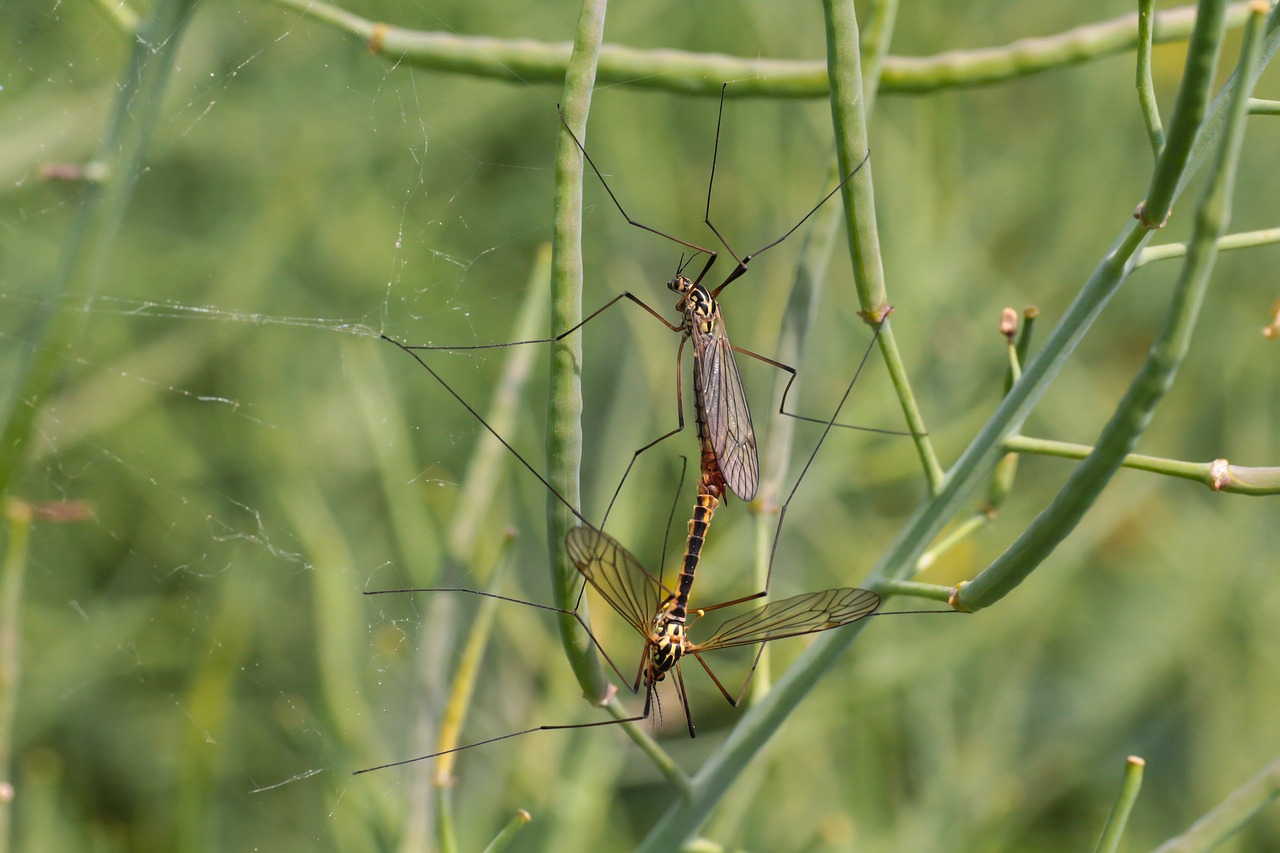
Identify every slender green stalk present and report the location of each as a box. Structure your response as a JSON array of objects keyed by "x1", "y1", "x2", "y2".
[
  {"x1": 1140, "y1": 0, "x2": 1230, "y2": 227},
  {"x1": 1137, "y1": 0, "x2": 1167, "y2": 156},
  {"x1": 1249, "y1": 97, "x2": 1280, "y2": 113},
  {"x1": 986, "y1": 313, "x2": 1024, "y2": 510},
  {"x1": 447, "y1": 246, "x2": 551, "y2": 563},
  {"x1": 750, "y1": 514, "x2": 774, "y2": 696},
  {"x1": 602, "y1": 701, "x2": 691, "y2": 797},
  {"x1": 268, "y1": 0, "x2": 1255, "y2": 98},
  {"x1": 548, "y1": 0, "x2": 609, "y2": 704},
  {"x1": 1094, "y1": 756, "x2": 1145, "y2": 853},
  {"x1": 918, "y1": 314, "x2": 1026, "y2": 573},
  {"x1": 480, "y1": 809, "x2": 532, "y2": 853},
  {"x1": 1004, "y1": 435, "x2": 1280, "y2": 495},
  {"x1": 1015, "y1": 307, "x2": 1038, "y2": 370},
  {"x1": 1153, "y1": 752, "x2": 1280, "y2": 852},
  {"x1": 432, "y1": 537, "x2": 515, "y2": 787},
  {"x1": 823, "y1": 0, "x2": 943, "y2": 492},
  {"x1": 753, "y1": 0, "x2": 898, "y2": 615},
  {"x1": 0, "y1": 503, "x2": 32, "y2": 853},
  {"x1": 860, "y1": 0, "x2": 899, "y2": 110},
  {"x1": 884, "y1": 2, "x2": 1254, "y2": 93},
  {"x1": 549, "y1": 3, "x2": 682, "y2": 783},
  {"x1": 959, "y1": 1, "x2": 1266, "y2": 611},
  {"x1": 1170, "y1": 6, "x2": 1280, "y2": 203},
  {"x1": 638, "y1": 620, "x2": 878, "y2": 852},
  {"x1": 1136, "y1": 226, "x2": 1280, "y2": 265},
  {"x1": 0, "y1": 0, "x2": 198, "y2": 499},
  {"x1": 875, "y1": 578, "x2": 955, "y2": 604},
  {"x1": 432, "y1": 541, "x2": 514, "y2": 852},
  {"x1": 825, "y1": 0, "x2": 883, "y2": 316},
  {"x1": 435, "y1": 787, "x2": 457, "y2": 853}
]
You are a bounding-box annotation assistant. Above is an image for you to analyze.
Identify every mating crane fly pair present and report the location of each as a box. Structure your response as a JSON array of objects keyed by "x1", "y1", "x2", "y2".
[{"x1": 363, "y1": 87, "x2": 920, "y2": 774}]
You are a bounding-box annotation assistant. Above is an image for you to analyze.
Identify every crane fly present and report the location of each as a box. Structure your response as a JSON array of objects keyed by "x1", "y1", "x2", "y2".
[
  {"x1": 357, "y1": 319, "x2": 944, "y2": 775},
  {"x1": 562, "y1": 524, "x2": 881, "y2": 738},
  {"x1": 393, "y1": 83, "x2": 884, "y2": 507}
]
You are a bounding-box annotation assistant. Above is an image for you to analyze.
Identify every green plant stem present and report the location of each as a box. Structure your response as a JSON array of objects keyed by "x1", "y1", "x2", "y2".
[
  {"x1": 1140, "y1": 0, "x2": 1231, "y2": 227},
  {"x1": 435, "y1": 787, "x2": 457, "y2": 853},
  {"x1": 480, "y1": 809, "x2": 532, "y2": 853},
  {"x1": 603, "y1": 701, "x2": 691, "y2": 797},
  {"x1": 920, "y1": 318, "x2": 1028, "y2": 573},
  {"x1": 432, "y1": 542, "x2": 514, "y2": 852},
  {"x1": 1249, "y1": 97, "x2": 1280, "y2": 113},
  {"x1": 548, "y1": 0, "x2": 609, "y2": 705},
  {"x1": 1094, "y1": 756, "x2": 1145, "y2": 853},
  {"x1": 0, "y1": 0, "x2": 198, "y2": 499},
  {"x1": 860, "y1": 0, "x2": 899, "y2": 110},
  {"x1": 1004, "y1": 434, "x2": 1280, "y2": 495},
  {"x1": 875, "y1": 578, "x2": 954, "y2": 604},
  {"x1": 447, "y1": 247, "x2": 551, "y2": 562},
  {"x1": 641, "y1": 10, "x2": 1280, "y2": 846},
  {"x1": 959, "y1": 1, "x2": 1266, "y2": 611},
  {"x1": 1136, "y1": 226, "x2": 1280, "y2": 265},
  {"x1": 750, "y1": 0, "x2": 900, "y2": 697},
  {"x1": 1137, "y1": 0, "x2": 1167, "y2": 156},
  {"x1": 639, "y1": 621, "x2": 878, "y2": 852},
  {"x1": 0, "y1": 503, "x2": 32, "y2": 853},
  {"x1": 432, "y1": 537, "x2": 515, "y2": 789},
  {"x1": 267, "y1": 0, "x2": 1254, "y2": 98},
  {"x1": 1015, "y1": 307, "x2": 1038, "y2": 370},
  {"x1": 823, "y1": 0, "x2": 942, "y2": 492},
  {"x1": 1153, "y1": 752, "x2": 1280, "y2": 852}
]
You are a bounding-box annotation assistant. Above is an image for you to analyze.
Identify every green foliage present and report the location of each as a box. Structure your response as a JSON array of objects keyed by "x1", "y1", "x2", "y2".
[{"x1": 2, "y1": 1, "x2": 1279, "y2": 851}]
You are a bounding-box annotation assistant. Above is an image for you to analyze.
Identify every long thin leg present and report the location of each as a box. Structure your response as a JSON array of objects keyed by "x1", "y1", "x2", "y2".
[
  {"x1": 557, "y1": 105, "x2": 721, "y2": 276},
  {"x1": 728, "y1": 342, "x2": 916, "y2": 437},
  {"x1": 687, "y1": 645, "x2": 763, "y2": 709},
  {"x1": 354, "y1": 585, "x2": 658, "y2": 774},
  {"x1": 364, "y1": 587, "x2": 636, "y2": 689},
  {"x1": 353, "y1": 708, "x2": 651, "y2": 774},
  {"x1": 404, "y1": 291, "x2": 680, "y2": 352},
  {"x1": 601, "y1": 334, "x2": 691, "y2": 527},
  {"x1": 656, "y1": 456, "x2": 690, "y2": 590},
  {"x1": 707, "y1": 149, "x2": 872, "y2": 300},
  {"x1": 672, "y1": 663, "x2": 696, "y2": 738},
  {"x1": 381, "y1": 335, "x2": 591, "y2": 528}
]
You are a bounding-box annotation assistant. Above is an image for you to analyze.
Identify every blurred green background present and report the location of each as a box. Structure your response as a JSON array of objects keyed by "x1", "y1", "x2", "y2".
[{"x1": 3, "y1": 1, "x2": 1279, "y2": 850}]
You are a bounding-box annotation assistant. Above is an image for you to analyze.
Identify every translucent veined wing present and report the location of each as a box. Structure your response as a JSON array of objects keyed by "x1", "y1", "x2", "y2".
[
  {"x1": 692, "y1": 307, "x2": 759, "y2": 501},
  {"x1": 692, "y1": 588, "x2": 881, "y2": 651},
  {"x1": 565, "y1": 526, "x2": 669, "y2": 641}
]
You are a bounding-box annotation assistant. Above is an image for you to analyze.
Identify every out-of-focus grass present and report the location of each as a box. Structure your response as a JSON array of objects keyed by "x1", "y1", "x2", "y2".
[{"x1": 1, "y1": 1, "x2": 1279, "y2": 851}]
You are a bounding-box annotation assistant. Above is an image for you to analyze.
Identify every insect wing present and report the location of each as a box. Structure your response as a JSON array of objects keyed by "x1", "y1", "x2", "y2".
[
  {"x1": 694, "y1": 310, "x2": 759, "y2": 501},
  {"x1": 693, "y1": 588, "x2": 881, "y2": 652},
  {"x1": 566, "y1": 526, "x2": 668, "y2": 640}
]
